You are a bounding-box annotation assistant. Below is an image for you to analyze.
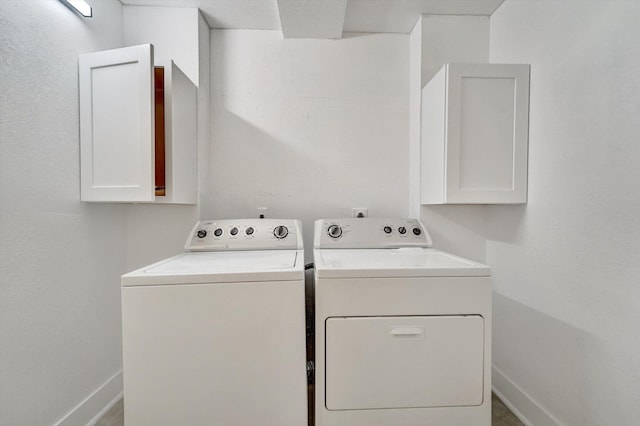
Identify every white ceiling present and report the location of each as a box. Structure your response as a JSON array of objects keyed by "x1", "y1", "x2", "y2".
[{"x1": 120, "y1": 0, "x2": 505, "y2": 37}]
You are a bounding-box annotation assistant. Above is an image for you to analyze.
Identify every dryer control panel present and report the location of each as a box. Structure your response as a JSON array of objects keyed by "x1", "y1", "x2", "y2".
[
  {"x1": 186, "y1": 219, "x2": 303, "y2": 251},
  {"x1": 314, "y1": 218, "x2": 432, "y2": 249}
]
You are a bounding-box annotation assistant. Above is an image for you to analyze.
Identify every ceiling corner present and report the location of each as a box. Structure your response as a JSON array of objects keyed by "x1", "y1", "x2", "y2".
[{"x1": 277, "y1": 0, "x2": 347, "y2": 39}]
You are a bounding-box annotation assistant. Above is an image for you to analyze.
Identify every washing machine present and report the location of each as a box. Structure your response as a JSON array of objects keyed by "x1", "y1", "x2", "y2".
[
  {"x1": 313, "y1": 218, "x2": 491, "y2": 426},
  {"x1": 121, "y1": 219, "x2": 307, "y2": 426}
]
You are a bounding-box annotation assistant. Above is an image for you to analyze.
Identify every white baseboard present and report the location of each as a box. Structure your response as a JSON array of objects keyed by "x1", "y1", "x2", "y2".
[
  {"x1": 492, "y1": 366, "x2": 562, "y2": 426},
  {"x1": 54, "y1": 370, "x2": 123, "y2": 426}
]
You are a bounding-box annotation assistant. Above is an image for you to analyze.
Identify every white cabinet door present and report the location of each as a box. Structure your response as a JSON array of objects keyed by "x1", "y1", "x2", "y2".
[
  {"x1": 421, "y1": 63, "x2": 530, "y2": 204},
  {"x1": 79, "y1": 44, "x2": 154, "y2": 202}
]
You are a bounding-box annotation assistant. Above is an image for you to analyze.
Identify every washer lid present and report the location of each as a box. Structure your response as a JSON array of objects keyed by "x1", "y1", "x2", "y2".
[
  {"x1": 122, "y1": 250, "x2": 303, "y2": 286},
  {"x1": 314, "y1": 248, "x2": 489, "y2": 278}
]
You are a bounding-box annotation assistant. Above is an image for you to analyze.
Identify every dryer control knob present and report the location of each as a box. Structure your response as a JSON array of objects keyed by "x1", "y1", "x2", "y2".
[
  {"x1": 398, "y1": 226, "x2": 407, "y2": 234},
  {"x1": 383, "y1": 226, "x2": 392, "y2": 234},
  {"x1": 412, "y1": 227, "x2": 422, "y2": 236},
  {"x1": 327, "y1": 225, "x2": 342, "y2": 239},
  {"x1": 230, "y1": 227, "x2": 239, "y2": 236},
  {"x1": 245, "y1": 227, "x2": 254, "y2": 236},
  {"x1": 213, "y1": 228, "x2": 223, "y2": 237},
  {"x1": 274, "y1": 225, "x2": 289, "y2": 239},
  {"x1": 197, "y1": 230, "x2": 207, "y2": 239}
]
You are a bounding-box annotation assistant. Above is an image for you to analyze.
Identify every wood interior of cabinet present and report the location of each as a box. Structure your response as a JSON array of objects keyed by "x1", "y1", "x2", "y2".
[{"x1": 154, "y1": 67, "x2": 166, "y2": 196}]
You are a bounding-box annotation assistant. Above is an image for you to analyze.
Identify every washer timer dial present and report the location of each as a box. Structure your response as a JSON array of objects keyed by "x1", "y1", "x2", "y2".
[
  {"x1": 327, "y1": 225, "x2": 343, "y2": 239},
  {"x1": 273, "y1": 225, "x2": 289, "y2": 239}
]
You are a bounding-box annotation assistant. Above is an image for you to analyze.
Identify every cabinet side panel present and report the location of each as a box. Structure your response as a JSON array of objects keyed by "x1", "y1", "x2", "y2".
[
  {"x1": 166, "y1": 62, "x2": 197, "y2": 204},
  {"x1": 420, "y1": 68, "x2": 446, "y2": 204},
  {"x1": 513, "y1": 64, "x2": 530, "y2": 203}
]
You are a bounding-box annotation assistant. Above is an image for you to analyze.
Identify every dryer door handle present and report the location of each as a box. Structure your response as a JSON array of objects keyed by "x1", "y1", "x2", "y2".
[{"x1": 389, "y1": 326, "x2": 424, "y2": 336}]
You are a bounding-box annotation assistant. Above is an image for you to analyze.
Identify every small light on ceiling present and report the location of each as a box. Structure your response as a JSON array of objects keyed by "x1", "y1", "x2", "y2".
[{"x1": 59, "y1": 0, "x2": 92, "y2": 18}]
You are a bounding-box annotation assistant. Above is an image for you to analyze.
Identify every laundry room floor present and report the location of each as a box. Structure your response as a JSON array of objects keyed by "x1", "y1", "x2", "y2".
[{"x1": 95, "y1": 392, "x2": 523, "y2": 425}]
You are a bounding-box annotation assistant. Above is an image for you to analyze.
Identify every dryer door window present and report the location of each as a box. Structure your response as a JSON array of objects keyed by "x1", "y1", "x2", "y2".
[{"x1": 325, "y1": 315, "x2": 484, "y2": 410}]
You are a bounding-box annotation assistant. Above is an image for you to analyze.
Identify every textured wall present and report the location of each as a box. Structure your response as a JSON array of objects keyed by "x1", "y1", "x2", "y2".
[
  {"x1": 417, "y1": 15, "x2": 491, "y2": 263},
  {"x1": 0, "y1": 0, "x2": 126, "y2": 424},
  {"x1": 206, "y1": 30, "x2": 410, "y2": 256},
  {"x1": 488, "y1": 1, "x2": 640, "y2": 424},
  {"x1": 122, "y1": 6, "x2": 208, "y2": 272}
]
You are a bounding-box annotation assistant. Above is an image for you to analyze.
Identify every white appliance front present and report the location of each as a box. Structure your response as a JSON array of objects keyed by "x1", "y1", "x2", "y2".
[
  {"x1": 121, "y1": 219, "x2": 307, "y2": 426},
  {"x1": 326, "y1": 315, "x2": 484, "y2": 410},
  {"x1": 313, "y1": 218, "x2": 491, "y2": 426}
]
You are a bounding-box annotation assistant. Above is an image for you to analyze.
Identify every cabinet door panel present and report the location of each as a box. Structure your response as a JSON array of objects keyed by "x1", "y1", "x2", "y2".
[
  {"x1": 458, "y1": 76, "x2": 515, "y2": 190},
  {"x1": 79, "y1": 44, "x2": 154, "y2": 202},
  {"x1": 446, "y1": 63, "x2": 529, "y2": 203}
]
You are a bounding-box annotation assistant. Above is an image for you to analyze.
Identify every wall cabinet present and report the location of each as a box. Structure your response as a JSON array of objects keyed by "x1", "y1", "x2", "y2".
[
  {"x1": 421, "y1": 63, "x2": 530, "y2": 204},
  {"x1": 79, "y1": 44, "x2": 197, "y2": 203}
]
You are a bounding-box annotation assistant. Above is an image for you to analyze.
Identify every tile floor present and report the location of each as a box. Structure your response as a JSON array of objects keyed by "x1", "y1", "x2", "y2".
[{"x1": 96, "y1": 392, "x2": 523, "y2": 426}]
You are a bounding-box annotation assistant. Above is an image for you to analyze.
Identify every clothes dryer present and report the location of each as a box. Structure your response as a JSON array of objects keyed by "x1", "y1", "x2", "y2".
[
  {"x1": 313, "y1": 218, "x2": 491, "y2": 426},
  {"x1": 121, "y1": 219, "x2": 307, "y2": 426}
]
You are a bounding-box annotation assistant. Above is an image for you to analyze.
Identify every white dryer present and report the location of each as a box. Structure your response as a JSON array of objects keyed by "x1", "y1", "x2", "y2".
[
  {"x1": 313, "y1": 218, "x2": 491, "y2": 426},
  {"x1": 121, "y1": 219, "x2": 307, "y2": 426}
]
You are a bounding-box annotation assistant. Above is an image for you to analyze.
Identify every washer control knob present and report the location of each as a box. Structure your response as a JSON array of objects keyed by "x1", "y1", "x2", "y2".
[
  {"x1": 327, "y1": 224, "x2": 342, "y2": 239},
  {"x1": 398, "y1": 226, "x2": 407, "y2": 235},
  {"x1": 412, "y1": 227, "x2": 422, "y2": 236},
  {"x1": 213, "y1": 228, "x2": 223, "y2": 237},
  {"x1": 245, "y1": 227, "x2": 254, "y2": 236},
  {"x1": 273, "y1": 225, "x2": 289, "y2": 239},
  {"x1": 230, "y1": 227, "x2": 239, "y2": 236},
  {"x1": 383, "y1": 226, "x2": 392, "y2": 234},
  {"x1": 197, "y1": 230, "x2": 207, "y2": 239}
]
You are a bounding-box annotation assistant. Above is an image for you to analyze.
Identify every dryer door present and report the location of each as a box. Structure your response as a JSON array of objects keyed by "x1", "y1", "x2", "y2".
[{"x1": 325, "y1": 315, "x2": 484, "y2": 410}]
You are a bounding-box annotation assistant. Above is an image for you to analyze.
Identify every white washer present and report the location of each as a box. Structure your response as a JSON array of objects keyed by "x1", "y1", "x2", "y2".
[
  {"x1": 313, "y1": 218, "x2": 491, "y2": 426},
  {"x1": 121, "y1": 219, "x2": 307, "y2": 426}
]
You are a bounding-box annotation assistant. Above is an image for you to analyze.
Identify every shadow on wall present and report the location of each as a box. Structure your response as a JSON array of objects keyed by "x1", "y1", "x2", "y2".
[
  {"x1": 493, "y1": 292, "x2": 587, "y2": 426},
  {"x1": 419, "y1": 204, "x2": 527, "y2": 263},
  {"x1": 484, "y1": 204, "x2": 528, "y2": 245},
  {"x1": 207, "y1": 94, "x2": 409, "y2": 257}
]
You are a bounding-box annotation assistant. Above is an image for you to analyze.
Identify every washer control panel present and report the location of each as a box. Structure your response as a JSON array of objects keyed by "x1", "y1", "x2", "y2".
[
  {"x1": 314, "y1": 218, "x2": 432, "y2": 249},
  {"x1": 186, "y1": 219, "x2": 303, "y2": 251}
]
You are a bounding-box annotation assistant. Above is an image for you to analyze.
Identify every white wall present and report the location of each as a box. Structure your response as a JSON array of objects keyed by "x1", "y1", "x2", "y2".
[
  {"x1": 408, "y1": 17, "x2": 422, "y2": 219},
  {"x1": 124, "y1": 6, "x2": 201, "y2": 86},
  {"x1": 0, "y1": 1, "x2": 126, "y2": 424},
  {"x1": 417, "y1": 15, "x2": 490, "y2": 262},
  {"x1": 206, "y1": 30, "x2": 410, "y2": 255},
  {"x1": 122, "y1": 6, "x2": 209, "y2": 270},
  {"x1": 488, "y1": 1, "x2": 640, "y2": 424}
]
